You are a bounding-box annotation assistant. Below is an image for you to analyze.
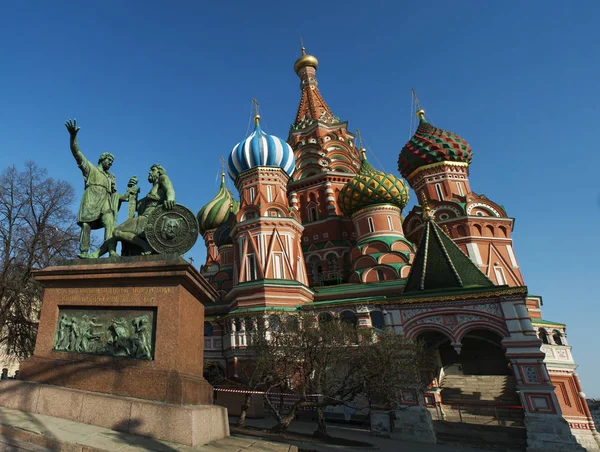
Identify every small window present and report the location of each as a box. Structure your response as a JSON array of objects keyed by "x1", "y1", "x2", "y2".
[
  {"x1": 370, "y1": 311, "x2": 385, "y2": 329},
  {"x1": 377, "y1": 269, "x2": 385, "y2": 281},
  {"x1": 456, "y1": 182, "x2": 464, "y2": 196},
  {"x1": 267, "y1": 185, "x2": 273, "y2": 203},
  {"x1": 387, "y1": 216, "x2": 393, "y2": 231},
  {"x1": 318, "y1": 312, "x2": 334, "y2": 324},
  {"x1": 367, "y1": 217, "x2": 375, "y2": 233},
  {"x1": 268, "y1": 315, "x2": 281, "y2": 331},
  {"x1": 435, "y1": 183, "x2": 444, "y2": 200},
  {"x1": 204, "y1": 321, "x2": 214, "y2": 337},
  {"x1": 553, "y1": 330, "x2": 563, "y2": 346},
  {"x1": 249, "y1": 187, "x2": 255, "y2": 203},
  {"x1": 273, "y1": 253, "x2": 284, "y2": 279},
  {"x1": 341, "y1": 311, "x2": 357, "y2": 326},
  {"x1": 309, "y1": 206, "x2": 318, "y2": 222},
  {"x1": 493, "y1": 265, "x2": 507, "y2": 285},
  {"x1": 246, "y1": 254, "x2": 257, "y2": 281},
  {"x1": 539, "y1": 329, "x2": 550, "y2": 345}
]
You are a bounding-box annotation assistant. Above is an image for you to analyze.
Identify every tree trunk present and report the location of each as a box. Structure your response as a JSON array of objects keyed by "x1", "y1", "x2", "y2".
[
  {"x1": 270, "y1": 400, "x2": 304, "y2": 433},
  {"x1": 237, "y1": 393, "x2": 252, "y2": 427},
  {"x1": 313, "y1": 405, "x2": 328, "y2": 438}
]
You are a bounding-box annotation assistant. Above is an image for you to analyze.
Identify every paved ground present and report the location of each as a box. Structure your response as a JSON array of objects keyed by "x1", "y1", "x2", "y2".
[
  {"x1": 0, "y1": 406, "x2": 296, "y2": 451},
  {"x1": 0, "y1": 405, "x2": 493, "y2": 451},
  {"x1": 232, "y1": 416, "x2": 491, "y2": 451}
]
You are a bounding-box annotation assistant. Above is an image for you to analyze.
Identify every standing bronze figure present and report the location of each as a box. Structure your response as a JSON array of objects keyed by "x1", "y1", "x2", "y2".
[{"x1": 65, "y1": 119, "x2": 132, "y2": 258}]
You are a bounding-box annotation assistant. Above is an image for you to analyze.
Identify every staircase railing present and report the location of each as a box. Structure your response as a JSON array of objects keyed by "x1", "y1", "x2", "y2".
[{"x1": 435, "y1": 401, "x2": 525, "y2": 427}]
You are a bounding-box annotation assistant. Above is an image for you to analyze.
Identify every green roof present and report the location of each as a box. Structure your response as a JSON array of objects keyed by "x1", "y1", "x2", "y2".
[
  {"x1": 531, "y1": 318, "x2": 566, "y2": 327},
  {"x1": 357, "y1": 235, "x2": 414, "y2": 251},
  {"x1": 404, "y1": 217, "x2": 494, "y2": 293}
]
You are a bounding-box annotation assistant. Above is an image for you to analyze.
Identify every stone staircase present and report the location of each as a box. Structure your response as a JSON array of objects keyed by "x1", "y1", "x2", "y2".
[{"x1": 440, "y1": 375, "x2": 524, "y2": 426}]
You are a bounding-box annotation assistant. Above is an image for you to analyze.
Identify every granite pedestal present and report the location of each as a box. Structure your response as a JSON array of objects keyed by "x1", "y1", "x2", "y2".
[{"x1": 2, "y1": 256, "x2": 229, "y2": 446}]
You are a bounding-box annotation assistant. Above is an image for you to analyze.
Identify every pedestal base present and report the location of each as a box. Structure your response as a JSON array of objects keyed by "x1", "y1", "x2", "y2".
[
  {"x1": 525, "y1": 414, "x2": 586, "y2": 451},
  {"x1": 393, "y1": 406, "x2": 437, "y2": 443},
  {"x1": 19, "y1": 355, "x2": 213, "y2": 405},
  {"x1": 0, "y1": 380, "x2": 229, "y2": 446}
]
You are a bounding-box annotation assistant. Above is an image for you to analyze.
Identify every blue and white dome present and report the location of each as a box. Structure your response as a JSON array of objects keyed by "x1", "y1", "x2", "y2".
[{"x1": 228, "y1": 115, "x2": 295, "y2": 180}]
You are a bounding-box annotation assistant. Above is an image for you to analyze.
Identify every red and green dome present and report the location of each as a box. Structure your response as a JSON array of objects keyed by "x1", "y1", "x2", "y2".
[
  {"x1": 339, "y1": 151, "x2": 410, "y2": 217},
  {"x1": 398, "y1": 111, "x2": 472, "y2": 179}
]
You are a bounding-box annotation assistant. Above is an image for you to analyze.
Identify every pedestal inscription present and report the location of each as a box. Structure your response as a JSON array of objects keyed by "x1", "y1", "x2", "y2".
[{"x1": 53, "y1": 307, "x2": 156, "y2": 360}]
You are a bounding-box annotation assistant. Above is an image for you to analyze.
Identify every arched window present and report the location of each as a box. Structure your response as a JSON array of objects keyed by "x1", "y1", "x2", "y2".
[
  {"x1": 268, "y1": 315, "x2": 281, "y2": 331},
  {"x1": 367, "y1": 217, "x2": 375, "y2": 233},
  {"x1": 370, "y1": 311, "x2": 385, "y2": 329},
  {"x1": 204, "y1": 321, "x2": 214, "y2": 337},
  {"x1": 377, "y1": 269, "x2": 385, "y2": 281},
  {"x1": 341, "y1": 311, "x2": 357, "y2": 326},
  {"x1": 539, "y1": 329, "x2": 550, "y2": 345},
  {"x1": 244, "y1": 317, "x2": 256, "y2": 331},
  {"x1": 318, "y1": 312, "x2": 334, "y2": 324},
  {"x1": 553, "y1": 330, "x2": 563, "y2": 346},
  {"x1": 309, "y1": 206, "x2": 318, "y2": 222},
  {"x1": 285, "y1": 316, "x2": 299, "y2": 332}
]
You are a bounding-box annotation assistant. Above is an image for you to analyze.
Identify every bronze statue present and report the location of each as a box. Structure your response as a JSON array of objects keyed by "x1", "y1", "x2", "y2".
[
  {"x1": 65, "y1": 119, "x2": 135, "y2": 258},
  {"x1": 91, "y1": 164, "x2": 176, "y2": 257}
]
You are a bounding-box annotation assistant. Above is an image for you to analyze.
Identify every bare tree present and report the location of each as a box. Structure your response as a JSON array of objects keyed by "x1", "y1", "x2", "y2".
[
  {"x1": 0, "y1": 162, "x2": 79, "y2": 358},
  {"x1": 237, "y1": 312, "x2": 423, "y2": 437}
]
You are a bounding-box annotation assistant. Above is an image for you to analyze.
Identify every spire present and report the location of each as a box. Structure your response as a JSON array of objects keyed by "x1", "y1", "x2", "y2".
[
  {"x1": 292, "y1": 43, "x2": 336, "y2": 128},
  {"x1": 403, "y1": 219, "x2": 494, "y2": 293},
  {"x1": 252, "y1": 98, "x2": 261, "y2": 127}
]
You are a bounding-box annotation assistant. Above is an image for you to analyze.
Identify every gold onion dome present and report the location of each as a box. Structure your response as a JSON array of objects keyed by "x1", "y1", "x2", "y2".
[
  {"x1": 197, "y1": 174, "x2": 240, "y2": 235},
  {"x1": 338, "y1": 150, "x2": 410, "y2": 216},
  {"x1": 294, "y1": 47, "x2": 319, "y2": 74}
]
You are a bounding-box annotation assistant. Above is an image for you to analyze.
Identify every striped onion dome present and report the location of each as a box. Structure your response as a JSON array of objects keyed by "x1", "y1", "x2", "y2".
[
  {"x1": 213, "y1": 212, "x2": 235, "y2": 248},
  {"x1": 197, "y1": 174, "x2": 240, "y2": 235},
  {"x1": 228, "y1": 115, "x2": 295, "y2": 181},
  {"x1": 398, "y1": 110, "x2": 472, "y2": 179},
  {"x1": 339, "y1": 150, "x2": 410, "y2": 217}
]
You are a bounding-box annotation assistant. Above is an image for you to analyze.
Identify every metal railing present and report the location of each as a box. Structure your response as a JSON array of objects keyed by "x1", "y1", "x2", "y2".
[{"x1": 433, "y1": 401, "x2": 525, "y2": 427}]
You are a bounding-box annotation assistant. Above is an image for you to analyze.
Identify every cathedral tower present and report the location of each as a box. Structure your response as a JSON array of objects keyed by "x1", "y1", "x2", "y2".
[
  {"x1": 338, "y1": 149, "x2": 415, "y2": 283},
  {"x1": 287, "y1": 47, "x2": 362, "y2": 286},
  {"x1": 227, "y1": 115, "x2": 313, "y2": 309},
  {"x1": 399, "y1": 110, "x2": 525, "y2": 286}
]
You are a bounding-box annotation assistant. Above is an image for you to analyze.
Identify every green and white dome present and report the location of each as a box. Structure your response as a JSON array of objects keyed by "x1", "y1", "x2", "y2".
[{"x1": 197, "y1": 174, "x2": 240, "y2": 235}]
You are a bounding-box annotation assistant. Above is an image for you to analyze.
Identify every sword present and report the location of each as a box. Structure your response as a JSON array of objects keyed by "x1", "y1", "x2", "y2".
[{"x1": 127, "y1": 176, "x2": 140, "y2": 219}]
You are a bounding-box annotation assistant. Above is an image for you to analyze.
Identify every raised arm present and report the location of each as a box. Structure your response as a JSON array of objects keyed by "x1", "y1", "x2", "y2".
[
  {"x1": 64, "y1": 119, "x2": 89, "y2": 173},
  {"x1": 159, "y1": 175, "x2": 176, "y2": 210}
]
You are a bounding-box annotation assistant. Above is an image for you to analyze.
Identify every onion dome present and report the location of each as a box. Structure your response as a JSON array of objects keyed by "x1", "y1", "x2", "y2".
[
  {"x1": 338, "y1": 150, "x2": 410, "y2": 216},
  {"x1": 213, "y1": 212, "x2": 235, "y2": 248},
  {"x1": 197, "y1": 174, "x2": 240, "y2": 235},
  {"x1": 294, "y1": 46, "x2": 319, "y2": 74},
  {"x1": 398, "y1": 110, "x2": 473, "y2": 179},
  {"x1": 228, "y1": 115, "x2": 295, "y2": 181}
]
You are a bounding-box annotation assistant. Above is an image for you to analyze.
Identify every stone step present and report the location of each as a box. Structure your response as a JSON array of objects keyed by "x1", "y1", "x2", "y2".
[
  {"x1": 434, "y1": 421, "x2": 527, "y2": 451},
  {"x1": 0, "y1": 406, "x2": 298, "y2": 452}
]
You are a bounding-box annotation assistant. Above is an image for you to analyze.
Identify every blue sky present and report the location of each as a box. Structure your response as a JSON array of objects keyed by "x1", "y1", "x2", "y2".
[{"x1": 1, "y1": 1, "x2": 599, "y2": 396}]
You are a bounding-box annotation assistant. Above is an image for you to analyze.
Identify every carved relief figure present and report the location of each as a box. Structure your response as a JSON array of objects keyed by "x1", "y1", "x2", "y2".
[{"x1": 132, "y1": 316, "x2": 152, "y2": 359}]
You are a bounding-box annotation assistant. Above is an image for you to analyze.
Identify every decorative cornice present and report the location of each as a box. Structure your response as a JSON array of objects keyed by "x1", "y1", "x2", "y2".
[{"x1": 407, "y1": 161, "x2": 469, "y2": 182}]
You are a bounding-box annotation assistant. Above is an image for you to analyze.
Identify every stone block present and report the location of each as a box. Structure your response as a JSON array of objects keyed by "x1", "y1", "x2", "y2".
[
  {"x1": 0, "y1": 380, "x2": 40, "y2": 413},
  {"x1": 36, "y1": 385, "x2": 83, "y2": 422},
  {"x1": 80, "y1": 391, "x2": 134, "y2": 432},
  {"x1": 129, "y1": 400, "x2": 227, "y2": 446},
  {"x1": 394, "y1": 406, "x2": 436, "y2": 443}
]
